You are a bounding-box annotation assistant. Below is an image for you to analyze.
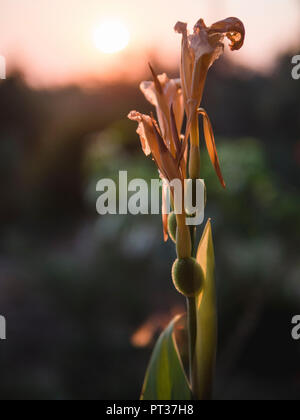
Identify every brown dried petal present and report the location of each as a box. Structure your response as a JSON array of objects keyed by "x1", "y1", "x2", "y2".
[
  {"x1": 128, "y1": 111, "x2": 152, "y2": 156},
  {"x1": 198, "y1": 108, "x2": 226, "y2": 189},
  {"x1": 209, "y1": 17, "x2": 245, "y2": 51}
]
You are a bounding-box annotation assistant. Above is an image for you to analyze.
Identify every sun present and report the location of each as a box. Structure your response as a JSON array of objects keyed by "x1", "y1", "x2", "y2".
[{"x1": 93, "y1": 20, "x2": 130, "y2": 54}]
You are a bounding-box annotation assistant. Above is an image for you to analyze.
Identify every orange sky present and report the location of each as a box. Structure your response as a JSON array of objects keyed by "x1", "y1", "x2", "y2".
[{"x1": 0, "y1": 0, "x2": 300, "y2": 86}]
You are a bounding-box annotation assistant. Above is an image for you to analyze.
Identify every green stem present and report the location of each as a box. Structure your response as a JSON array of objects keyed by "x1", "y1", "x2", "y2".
[
  {"x1": 189, "y1": 226, "x2": 197, "y2": 258},
  {"x1": 186, "y1": 225, "x2": 197, "y2": 398},
  {"x1": 186, "y1": 296, "x2": 197, "y2": 398}
]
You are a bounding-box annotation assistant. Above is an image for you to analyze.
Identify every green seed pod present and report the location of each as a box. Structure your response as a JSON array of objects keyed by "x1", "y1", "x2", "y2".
[
  {"x1": 172, "y1": 258, "x2": 204, "y2": 297},
  {"x1": 168, "y1": 212, "x2": 177, "y2": 243}
]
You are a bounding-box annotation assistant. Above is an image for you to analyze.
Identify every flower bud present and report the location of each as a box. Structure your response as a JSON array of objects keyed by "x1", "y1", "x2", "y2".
[
  {"x1": 172, "y1": 257, "x2": 204, "y2": 297},
  {"x1": 168, "y1": 212, "x2": 177, "y2": 243}
]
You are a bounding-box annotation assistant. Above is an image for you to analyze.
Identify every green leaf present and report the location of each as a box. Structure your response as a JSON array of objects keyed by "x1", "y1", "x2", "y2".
[
  {"x1": 193, "y1": 219, "x2": 217, "y2": 400},
  {"x1": 141, "y1": 315, "x2": 191, "y2": 401}
]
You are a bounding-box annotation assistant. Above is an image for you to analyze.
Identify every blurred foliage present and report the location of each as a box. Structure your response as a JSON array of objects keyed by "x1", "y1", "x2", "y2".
[{"x1": 0, "y1": 53, "x2": 299, "y2": 400}]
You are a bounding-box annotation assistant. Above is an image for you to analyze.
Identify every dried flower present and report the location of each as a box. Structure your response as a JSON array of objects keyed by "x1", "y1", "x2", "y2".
[
  {"x1": 129, "y1": 66, "x2": 189, "y2": 245},
  {"x1": 128, "y1": 109, "x2": 188, "y2": 246},
  {"x1": 175, "y1": 17, "x2": 245, "y2": 184},
  {"x1": 127, "y1": 110, "x2": 183, "y2": 183},
  {"x1": 128, "y1": 17, "x2": 245, "y2": 248},
  {"x1": 140, "y1": 66, "x2": 184, "y2": 156},
  {"x1": 175, "y1": 17, "x2": 245, "y2": 119}
]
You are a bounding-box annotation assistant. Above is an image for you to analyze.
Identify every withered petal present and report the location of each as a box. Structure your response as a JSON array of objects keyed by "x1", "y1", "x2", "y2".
[
  {"x1": 178, "y1": 110, "x2": 194, "y2": 166},
  {"x1": 198, "y1": 108, "x2": 226, "y2": 189},
  {"x1": 128, "y1": 111, "x2": 152, "y2": 156},
  {"x1": 170, "y1": 104, "x2": 182, "y2": 156},
  {"x1": 209, "y1": 17, "x2": 245, "y2": 51},
  {"x1": 174, "y1": 21, "x2": 188, "y2": 37},
  {"x1": 149, "y1": 63, "x2": 163, "y2": 95},
  {"x1": 140, "y1": 71, "x2": 183, "y2": 148},
  {"x1": 152, "y1": 120, "x2": 182, "y2": 182},
  {"x1": 128, "y1": 111, "x2": 173, "y2": 181},
  {"x1": 140, "y1": 81, "x2": 158, "y2": 107},
  {"x1": 194, "y1": 18, "x2": 208, "y2": 31}
]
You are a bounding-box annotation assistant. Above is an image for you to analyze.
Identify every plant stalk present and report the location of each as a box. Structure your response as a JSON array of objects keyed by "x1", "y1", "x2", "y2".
[
  {"x1": 186, "y1": 296, "x2": 197, "y2": 398},
  {"x1": 186, "y1": 112, "x2": 201, "y2": 399},
  {"x1": 188, "y1": 113, "x2": 201, "y2": 180}
]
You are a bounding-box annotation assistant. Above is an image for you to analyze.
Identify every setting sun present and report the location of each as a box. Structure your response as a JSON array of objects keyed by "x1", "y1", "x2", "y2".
[{"x1": 93, "y1": 20, "x2": 130, "y2": 54}]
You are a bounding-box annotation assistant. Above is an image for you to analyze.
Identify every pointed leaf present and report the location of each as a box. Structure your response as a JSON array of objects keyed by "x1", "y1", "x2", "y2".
[
  {"x1": 141, "y1": 315, "x2": 191, "y2": 401},
  {"x1": 193, "y1": 219, "x2": 217, "y2": 400}
]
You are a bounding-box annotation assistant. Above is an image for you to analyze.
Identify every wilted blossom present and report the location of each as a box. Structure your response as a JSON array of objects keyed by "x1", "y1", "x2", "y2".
[
  {"x1": 129, "y1": 16, "x2": 245, "y2": 244},
  {"x1": 175, "y1": 17, "x2": 245, "y2": 187},
  {"x1": 175, "y1": 17, "x2": 245, "y2": 119},
  {"x1": 128, "y1": 67, "x2": 187, "y2": 242},
  {"x1": 140, "y1": 67, "x2": 184, "y2": 151}
]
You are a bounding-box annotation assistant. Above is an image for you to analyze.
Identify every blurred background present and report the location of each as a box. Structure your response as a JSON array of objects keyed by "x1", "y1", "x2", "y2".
[{"x1": 0, "y1": 0, "x2": 300, "y2": 400}]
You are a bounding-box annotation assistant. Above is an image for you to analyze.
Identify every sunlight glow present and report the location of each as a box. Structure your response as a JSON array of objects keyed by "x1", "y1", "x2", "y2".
[{"x1": 93, "y1": 20, "x2": 130, "y2": 54}]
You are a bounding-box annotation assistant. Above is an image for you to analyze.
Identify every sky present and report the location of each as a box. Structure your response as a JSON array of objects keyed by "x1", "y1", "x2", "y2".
[{"x1": 0, "y1": 0, "x2": 300, "y2": 86}]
